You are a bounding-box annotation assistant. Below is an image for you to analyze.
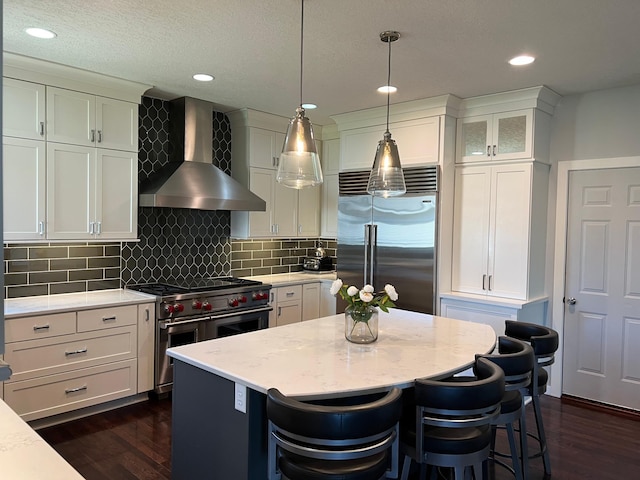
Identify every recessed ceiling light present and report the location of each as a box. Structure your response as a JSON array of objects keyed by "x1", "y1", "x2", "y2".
[
  {"x1": 509, "y1": 55, "x2": 535, "y2": 66},
  {"x1": 377, "y1": 85, "x2": 397, "y2": 94},
  {"x1": 25, "y1": 27, "x2": 57, "y2": 39},
  {"x1": 301, "y1": 103, "x2": 317, "y2": 110},
  {"x1": 193, "y1": 73, "x2": 214, "y2": 82}
]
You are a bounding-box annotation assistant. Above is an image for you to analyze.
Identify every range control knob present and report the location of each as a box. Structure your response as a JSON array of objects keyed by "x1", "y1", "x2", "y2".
[
  {"x1": 202, "y1": 302, "x2": 212, "y2": 311},
  {"x1": 192, "y1": 300, "x2": 203, "y2": 309},
  {"x1": 164, "y1": 304, "x2": 175, "y2": 314},
  {"x1": 174, "y1": 303, "x2": 184, "y2": 313},
  {"x1": 229, "y1": 298, "x2": 239, "y2": 307},
  {"x1": 239, "y1": 295, "x2": 248, "y2": 303}
]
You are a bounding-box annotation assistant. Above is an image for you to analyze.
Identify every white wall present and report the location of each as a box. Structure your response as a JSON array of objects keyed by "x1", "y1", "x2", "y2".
[{"x1": 545, "y1": 84, "x2": 640, "y2": 396}]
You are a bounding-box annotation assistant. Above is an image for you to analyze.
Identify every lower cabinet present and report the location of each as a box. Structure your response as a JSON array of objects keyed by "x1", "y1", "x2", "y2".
[
  {"x1": 320, "y1": 281, "x2": 337, "y2": 317},
  {"x1": 270, "y1": 281, "x2": 337, "y2": 327},
  {"x1": 302, "y1": 283, "x2": 320, "y2": 321},
  {"x1": 2, "y1": 302, "x2": 154, "y2": 421},
  {"x1": 271, "y1": 285, "x2": 303, "y2": 327},
  {"x1": 439, "y1": 294, "x2": 548, "y2": 337}
]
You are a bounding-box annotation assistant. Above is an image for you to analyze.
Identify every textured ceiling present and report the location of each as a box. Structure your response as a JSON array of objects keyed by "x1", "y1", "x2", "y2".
[{"x1": 4, "y1": 0, "x2": 640, "y2": 126}]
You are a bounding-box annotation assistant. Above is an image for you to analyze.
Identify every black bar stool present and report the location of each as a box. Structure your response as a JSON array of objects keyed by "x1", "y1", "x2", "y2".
[
  {"x1": 266, "y1": 387, "x2": 403, "y2": 480},
  {"x1": 399, "y1": 357, "x2": 505, "y2": 480},
  {"x1": 478, "y1": 336, "x2": 535, "y2": 479},
  {"x1": 505, "y1": 320, "x2": 559, "y2": 476}
]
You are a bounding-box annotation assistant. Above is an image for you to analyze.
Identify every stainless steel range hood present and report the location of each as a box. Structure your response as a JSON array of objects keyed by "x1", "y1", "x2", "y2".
[{"x1": 139, "y1": 97, "x2": 266, "y2": 211}]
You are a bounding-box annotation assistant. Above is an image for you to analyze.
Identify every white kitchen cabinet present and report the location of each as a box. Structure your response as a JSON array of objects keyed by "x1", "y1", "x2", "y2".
[
  {"x1": 320, "y1": 138, "x2": 340, "y2": 238},
  {"x1": 231, "y1": 126, "x2": 320, "y2": 239},
  {"x1": 320, "y1": 281, "x2": 338, "y2": 318},
  {"x1": 46, "y1": 87, "x2": 138, "y2": 152},
  {"x1": 272, "y1": 285, "x2": 303, "y2": 327},
  {"x1": 451, "y1": 162, "x2": 549, "y2": 301},
  {"x1": 137, "y1": 303, "x2": 155, "y2": 394},
  {"x1": 302, "y1": 283, "x2": 320, "y2": 321},
  {"x1": 46, "y1": 143, "x2": 137, "y2": 240},
  {"x1": 3, "y1": 78, "x2": 46, "y2": 140},
  {"x1": 457, "y1": 109, "x2": 545, "y2": 164},
  {"x1": 2, "y1": 137, "x2": 46, "y2": 240},
  {"x1": 340, "y1": 117, "x2": 440, "y2": 171}
]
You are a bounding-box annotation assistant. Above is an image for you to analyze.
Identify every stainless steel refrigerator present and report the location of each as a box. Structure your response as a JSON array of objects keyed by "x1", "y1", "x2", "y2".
[{"x1": 336, "y1": 166, "x2": 438, "y2": 314}]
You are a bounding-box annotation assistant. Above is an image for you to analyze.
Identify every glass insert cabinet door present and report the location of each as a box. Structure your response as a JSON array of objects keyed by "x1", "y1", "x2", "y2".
[{"x1": 458, "y1": 109, "x2": 533, "y2": 163}]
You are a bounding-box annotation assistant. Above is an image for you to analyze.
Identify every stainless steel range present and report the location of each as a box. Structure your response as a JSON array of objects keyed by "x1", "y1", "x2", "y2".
[{"x1": 128, "y1": 277, "x2": 272, "y2": 393}]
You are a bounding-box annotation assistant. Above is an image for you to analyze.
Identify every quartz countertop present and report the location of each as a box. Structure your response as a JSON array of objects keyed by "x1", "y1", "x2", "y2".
[
  {"x1": 4, "y1": 289, "x2": 156, "y2": 319},
  {"x1": 0, "y1": 398, "x2": 85, "y2": 479},
  {"x1": 247, "y1": 271, "x2": 336, "y2": 287},
  {"x1": 167, "y1": 309, "x2": 496, "y2": 400}
]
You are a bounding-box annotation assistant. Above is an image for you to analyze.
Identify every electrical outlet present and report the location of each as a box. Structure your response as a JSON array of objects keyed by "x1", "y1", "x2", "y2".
[{"x1": 234, "y1": 383, "x2": 247, "y2": 413}]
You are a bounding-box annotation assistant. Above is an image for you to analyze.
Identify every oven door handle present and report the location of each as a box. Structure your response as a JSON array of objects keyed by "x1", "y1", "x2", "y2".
[{"x1": 158, "y1": 306, "x2": 273, "y2": 330}]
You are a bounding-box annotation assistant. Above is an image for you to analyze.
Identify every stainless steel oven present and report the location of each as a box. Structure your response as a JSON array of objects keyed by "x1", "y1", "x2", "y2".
[{"x1": 127, "y1": 278, "x2": 272, "y2": 394}]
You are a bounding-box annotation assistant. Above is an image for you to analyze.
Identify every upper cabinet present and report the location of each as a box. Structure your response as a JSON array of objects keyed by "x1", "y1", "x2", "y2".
[
  {"x1": 2, "y1": 78, "x2": 46, "y2": 140},
  {"x1": 228, "y1": 110, "x2": 321, "y2": 239},
  {"x1": 2, "y1": 54, "x2": 149, "y2": 242},
  {"x1": 320, "y1": 138, "x2": 340, "y2": 238},
  {"x1": 47, "y1": 87, "x2": 138, "y2": 152}
]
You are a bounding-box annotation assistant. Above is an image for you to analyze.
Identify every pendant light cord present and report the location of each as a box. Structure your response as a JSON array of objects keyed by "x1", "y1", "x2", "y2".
[
  {"x1": 385, "y1": 34, "x2": 391, "y2": 134},
  {"x1": 299, "y1": 0, "x2": 305, "y2": 108}
]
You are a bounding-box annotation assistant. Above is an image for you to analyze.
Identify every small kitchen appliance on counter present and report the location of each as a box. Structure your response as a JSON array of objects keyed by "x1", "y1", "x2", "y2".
[{"x1": 303, "y1": 242, "x2": 334, "y2": 271}]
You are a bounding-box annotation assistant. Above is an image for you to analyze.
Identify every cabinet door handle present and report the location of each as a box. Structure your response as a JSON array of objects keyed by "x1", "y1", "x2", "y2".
[
  {"x1": 278, "y1": 306, "x2": 282, "y2": 317},
  {"x1": 65, "y1": 347, "x2": 88, "y2": 356},
  {"x1": 38, "y1": 221, "x2": 45, "y2": 236},
  {"x1": 89, "y1": 222, "x2": 95, "y2": 235},
  {"x1": 488, "y1": 275, "x2": 493, "y2": 291},
  {"x1": 145, "y1": 308, "x2": 150, "y2": 322},
  {"x1": 96, "y1": 221, "x2": 102, "y2": 235},
  {"x1": 40, "y1": 122, "x2": 45, "y2": 136},
  {"x1": 298, "y1": 224, "x2": 302, "y2": 234},
  {"x1": 493, "y1": 145, "x2": 496, "y2": 156},
  {"x1": 97, "y1": 130, "x2": 103, "y2": 143},
  {"x1": 482, "y1": 274, "x2": 487, "y2": 290},
  {"x1": 270, "y1": 292, "x2": 274, "y2": 303},
  {"x1": 33, "y1": 324, "x2": 50, "y2": 331},
  {"x1": 65, "y1": 385, "x2": 88, "y2": 394},
  {"x1": 102, "y1": 315, "x2": 117, "y2": 322},
  {"x1": 487, "y1": 145, "x2": 491, "y2": 157},
  {"x1": 91, "y1": 129, "x2": 96, "y2": 143}
]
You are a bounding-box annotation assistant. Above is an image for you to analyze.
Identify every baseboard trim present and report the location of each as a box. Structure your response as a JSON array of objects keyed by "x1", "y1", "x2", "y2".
[
  {"x1": 28, "y1": 392, "x2": 151, "y2": 430},
  {"x1": 561, "y1": 394, "x2": 640, "y2": 421}
]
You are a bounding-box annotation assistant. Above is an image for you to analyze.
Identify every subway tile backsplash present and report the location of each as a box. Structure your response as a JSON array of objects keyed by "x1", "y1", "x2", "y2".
[
  {"x1": 3, "y1": 242, "x2": 121, "y2": 298},
  {"x1": 230, "y1": 238, "x2": 337, "y2": 277}
]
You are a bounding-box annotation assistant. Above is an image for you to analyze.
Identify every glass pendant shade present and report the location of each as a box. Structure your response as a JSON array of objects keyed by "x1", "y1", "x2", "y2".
[
  {"x1": 277, "y1": 107, "x2": 323, "y2": 189},
  {"x1": 367, "y1": 131, "x2": 406, "y2": 197}
]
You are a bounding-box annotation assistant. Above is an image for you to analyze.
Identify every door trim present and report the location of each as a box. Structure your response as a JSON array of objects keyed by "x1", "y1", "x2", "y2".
[{"x1": 550, "y1": 156, "x2": 640, "y2": 397}]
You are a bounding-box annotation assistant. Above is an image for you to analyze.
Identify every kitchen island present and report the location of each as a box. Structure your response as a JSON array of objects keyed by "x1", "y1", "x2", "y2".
[{"x1": 167, "y1": 309, "x2": 496, "y2": 479}]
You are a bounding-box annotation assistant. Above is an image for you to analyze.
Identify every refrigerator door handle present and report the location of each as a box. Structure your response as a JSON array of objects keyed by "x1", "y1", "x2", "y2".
[{"x1": 364, "y1": 223, "x2": 377, "y2": 286}]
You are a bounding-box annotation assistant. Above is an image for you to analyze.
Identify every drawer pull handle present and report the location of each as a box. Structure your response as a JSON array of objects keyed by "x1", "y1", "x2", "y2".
[
  {"x1": 33, "y1": 324, "x2": 50, "y2": 331},
  {"x1": 102, "y1": 316, "x2": 117, "y2": 322},
  {"x1": 65, "y1": 348, "x2": 88, "y2": 356},
  {"x1": 286, "y1": 292, "x2": 295, "y2": 297},
  {"x1": 65, "y1": 385, "x2": 88, "y2": 394}
]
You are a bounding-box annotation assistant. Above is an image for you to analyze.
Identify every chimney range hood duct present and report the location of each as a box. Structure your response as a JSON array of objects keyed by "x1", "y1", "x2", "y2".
[{"x1": 139, "y1": 97, "x2": 266, "y2": 211}]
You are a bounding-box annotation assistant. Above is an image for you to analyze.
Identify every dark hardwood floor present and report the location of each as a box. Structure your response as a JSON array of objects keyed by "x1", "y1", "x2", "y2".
[{"x1": 37, "y1": 395, "x2": 640, "y2": 479}]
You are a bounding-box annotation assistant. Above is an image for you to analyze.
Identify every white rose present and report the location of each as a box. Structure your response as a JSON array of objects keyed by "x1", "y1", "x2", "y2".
[
  {"x1": 362, "y1": 284, "x2": 374, "y2": 293},
  {"x1": 384, "y1": 284, "x2": 398, "y2": 301},
  {"x1": 359, "y1": 290, "x2": 374, "y2": 303},
  {"x1": 347, "y1": 285, "x2": 359, "y2": 296},
  {"x1": 329, "y1": 279, "x2": 343, "y2": 296}
]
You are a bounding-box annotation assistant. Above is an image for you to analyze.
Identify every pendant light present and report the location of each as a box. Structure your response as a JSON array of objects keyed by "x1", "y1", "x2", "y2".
[
  {"x1": 277, "y1": 0, "x2": 323, "y2": 189},
  {"x1": 367, "y1": 31, "x2": 406, "y2": 197}
]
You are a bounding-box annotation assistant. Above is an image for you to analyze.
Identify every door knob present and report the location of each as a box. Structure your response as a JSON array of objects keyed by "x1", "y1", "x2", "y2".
[{"x1": 565, "y1": 297, "x2": 577, "y2": 305}]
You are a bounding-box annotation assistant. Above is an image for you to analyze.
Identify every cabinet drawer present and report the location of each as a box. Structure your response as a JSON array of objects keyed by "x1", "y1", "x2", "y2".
[
  {"x1": 5, "y1": 312, "x2": 76, "y2": 343},
  {"x1": 5, "y1": 325, "x2": 137, "y2": 383},
  {"x1": 275, "y1": 285, "x2": 302, "y2": 302},
  {"x1": 4, "y1": 359, "x2": 137, "y2": 422},
  {"x1": 77, "y1": 305, "x2": 137, "y2": 332}
]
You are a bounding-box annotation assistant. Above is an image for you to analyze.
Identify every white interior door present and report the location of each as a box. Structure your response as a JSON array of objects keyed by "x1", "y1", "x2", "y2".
[{"x1": 563, "y1": 167, "x2": 640, "y2": 410}]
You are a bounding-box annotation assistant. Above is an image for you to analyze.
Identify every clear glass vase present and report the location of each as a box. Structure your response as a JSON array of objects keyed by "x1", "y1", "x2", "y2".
[{"x1": 344, "y1": 305, "x2": 378, "y2": 344}]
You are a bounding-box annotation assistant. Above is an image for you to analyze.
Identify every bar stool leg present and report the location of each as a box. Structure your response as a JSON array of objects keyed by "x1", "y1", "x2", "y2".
[
  {"x1": 506, "y1": 422, "x2": 524, "y2": 480},
  {"x1": 532, "y1": 394, "x2": 551, "y2": 475},
  {"x1": 518, "y1": 403, "x2": 529, "y2": 480}
]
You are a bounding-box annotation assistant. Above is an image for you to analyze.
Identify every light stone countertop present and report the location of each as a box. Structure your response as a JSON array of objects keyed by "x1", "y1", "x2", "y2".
[
  {"x1": 167, "y1": 309, "x2": 496, "y2": 400},
  {"x1": 0, "y1": 398, "x2": 85, "y2": 479},
  {"x1": 247, "y1": 271, "x2": 337, "y2": 287},
  {"x1": 4, "y1": 289, "x2": 156, "y2": 319}
]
